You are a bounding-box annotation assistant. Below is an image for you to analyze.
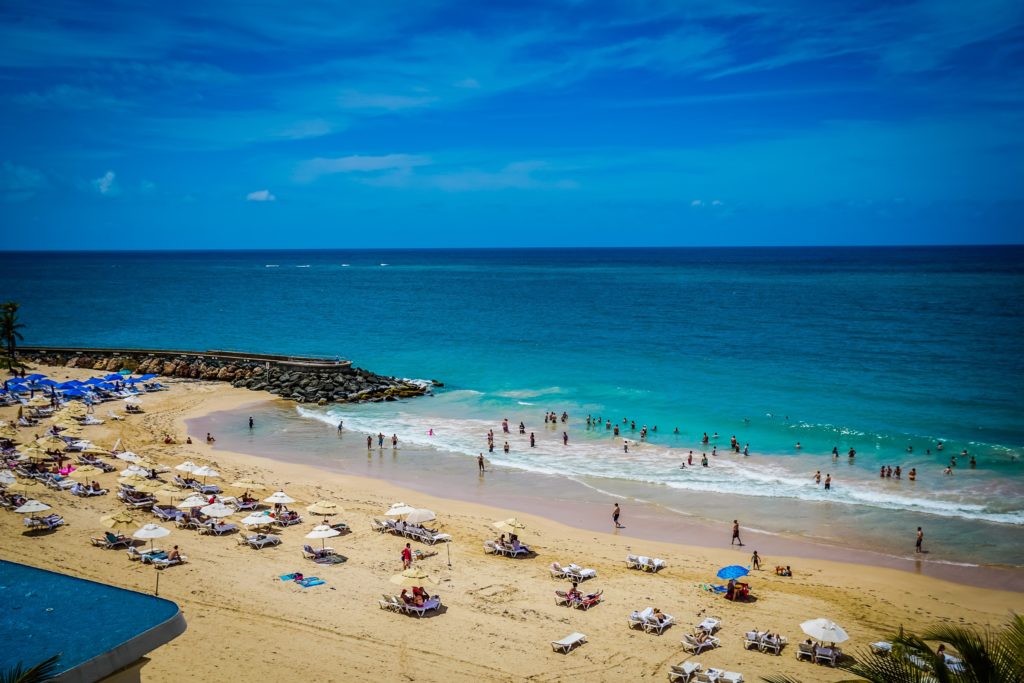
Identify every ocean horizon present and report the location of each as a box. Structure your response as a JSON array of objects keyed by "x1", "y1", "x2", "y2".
[{"x1": 3, "y1": 246, "x2": 1022, "y2": 567}]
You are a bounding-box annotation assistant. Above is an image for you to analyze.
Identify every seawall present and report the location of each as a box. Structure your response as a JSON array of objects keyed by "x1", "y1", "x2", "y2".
[{"x1": 17, "y1": 345, "x2": 436, "y2": 405}]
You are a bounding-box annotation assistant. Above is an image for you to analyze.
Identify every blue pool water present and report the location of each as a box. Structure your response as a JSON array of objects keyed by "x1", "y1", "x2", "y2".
[
  {"x1": 2, "y1": 247, "x2": 1022, "y2": 563},
  {"x1": 0, "y1": 560, "x2": 181, "y2": 675}
]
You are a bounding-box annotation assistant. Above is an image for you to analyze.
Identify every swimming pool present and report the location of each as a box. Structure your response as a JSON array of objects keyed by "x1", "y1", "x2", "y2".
[{"x1": 0, "y1": 560, "x2": 186, "y2": 681}]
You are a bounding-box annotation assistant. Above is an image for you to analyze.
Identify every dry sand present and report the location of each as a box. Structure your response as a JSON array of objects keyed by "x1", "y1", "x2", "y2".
[{"x1": 1, "y1": 365, "x2": 1018, "y2": 682}]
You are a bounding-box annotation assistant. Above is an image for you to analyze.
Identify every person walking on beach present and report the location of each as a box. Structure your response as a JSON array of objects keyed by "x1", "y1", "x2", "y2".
[
  {"x1": 751, "y1": 550, "x2": 761, "y2": 570},
  {"x1": 392, "y1": 434, "x2": 398, "y2": 448},
  {"x1": 248, "y1": 416, "x2": 254, "y2": 429},
  {"x1": 478, "y1": 453, "x2": 485, "y2": 473},
  {"x1": 732, "y1": 520, "x2": 743, "y2": 546},
  {"x1": 916, "y1": 527, "x2": 923, "y2": 553},
  {"x1": 402, "y1": 543, "x2": 413, "y2": 569},
  {"x1": 366, "y1": 435, "x2": 372, "y2": 450},
  {"x1": 613, "y1": 503, "x2": 623, "y2": 528},
  {"x1": 378, "y1": 433, "x2": 384, "y2": 448},
  {"x1": 337, "y1": 420, "x2": 343, "y2": 433}
]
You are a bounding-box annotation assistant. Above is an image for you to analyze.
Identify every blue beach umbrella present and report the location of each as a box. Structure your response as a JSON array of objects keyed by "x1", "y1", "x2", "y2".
[
  {"x1": 139, "y1": 374, "x2": 157, "y2": 381},
  {"x1": 8, "y1": 377, "x2": 27, "y2": 384},
  {"x1": 38, "y1": 379, "x2": 59, "y2": 387},
  {"x1": 83, "y1": 378, "x2": 105, "y2": 386},
  {"x1": 716, "y1": 565, "x2": 750, "y2": 580},
  {"x1": 25, "y1": 374, "x2": 47, "y2": 382},
  {"x1": 104, "y1": 373, "x2": 123, "y2": 381}
]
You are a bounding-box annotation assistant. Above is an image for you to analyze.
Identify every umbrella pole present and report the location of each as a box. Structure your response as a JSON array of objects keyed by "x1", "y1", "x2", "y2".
[
  {"x1": 447, "y1": 541, "x2": 451, "y2": 568},
  {"x1": 155, "y1": 567, "x2": 160, "y2": 596}
]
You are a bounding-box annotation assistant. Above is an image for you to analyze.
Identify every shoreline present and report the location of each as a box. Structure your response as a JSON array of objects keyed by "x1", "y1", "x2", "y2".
[
  {"x1": 3, "y1": 364, "x2": 1021, "y2": 682},
  {"x1": 189, "y1": 397, "x2": 1024, "y2": 591}
]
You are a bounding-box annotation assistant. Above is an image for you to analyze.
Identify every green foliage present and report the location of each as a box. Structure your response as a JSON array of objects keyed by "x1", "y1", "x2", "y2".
[
  {"x1": 0, "y1": 301, "x2": 25, "y2": 367},
  {"x1": 760, "y1": 613, "x2": 1024, "y2": 683},
  {"x1": 0, "y1": 654, "x2": 62, "y2": 683}
]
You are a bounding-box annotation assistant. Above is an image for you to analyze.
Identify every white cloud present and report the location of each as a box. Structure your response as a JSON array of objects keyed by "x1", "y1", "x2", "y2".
[
  {"x1": 454, "y1": 78, "x2": 481, "y2": 89},
  {"x1": 691, "y1": 199, "x2": 703, "y2": 207},
  {"x1": 278, "y1": 119, "x2": 335, "y2": 140},
  {"x1": 92, "y1": 170, "x2": 119, "y2": 196},
  {"x1": 295, "y1": 153, "x2": 431, "y2": 182},
  {"x1": 246, "y1": 189, "x2": 277, "y2": 202},
  {"x1": 365, "y1": 160, "x2": 577, "y2": 192}
]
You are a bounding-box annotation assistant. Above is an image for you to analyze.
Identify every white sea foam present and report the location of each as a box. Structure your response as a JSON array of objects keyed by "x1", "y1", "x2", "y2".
[
  {"x1": 264, "y1": 264, "x2": 279, "y2": 268},
  {"x1": 294, "y1": 405, "x2": 1024, "y2": 526},
  {"x1": 494, "y1": 387, "x2": 564, "y2": 399}
]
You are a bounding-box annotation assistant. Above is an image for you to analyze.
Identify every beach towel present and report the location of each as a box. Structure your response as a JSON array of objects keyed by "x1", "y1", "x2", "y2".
[
  {"x1": 279, "y1": 572, "x2": 326, "y2": 587},
  {"x1": 700, "y1": 583, "x2": 727, "y2": 594},
  {"x1": 314, "y1": 554, "x2": 347, "y2": 565}
]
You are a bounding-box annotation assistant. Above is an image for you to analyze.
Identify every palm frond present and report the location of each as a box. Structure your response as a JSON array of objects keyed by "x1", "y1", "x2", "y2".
[{"x1": 0, "y1": 654, "x2": 62, "y2": 683}]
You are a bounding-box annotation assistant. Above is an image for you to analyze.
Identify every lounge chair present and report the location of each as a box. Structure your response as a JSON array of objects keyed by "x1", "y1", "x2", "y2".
[
  {"x1": 483, "y1": 540, "x2": 497, "y2": 554},
  {"x1": 669, "y1": 662, "x2": 702, "y2": 683},
  {"x1": 626, "y1": 554, "x2": 642, "y2": 569},
  {"x1": 551, "y1": 632, "x2": 586, "y2": 654},
  {"x1": 574, "y1": 591, "x2": 603, "y2": 610},
  {"x1": 682, "y1": 633, "x2": 720, "y2": 654},
  {"x1": 371, "y1": 518, "x2": 388, "y2": 533},
  {"x1": 815, "y1": 646, "x2": 839, "y2": 666},
  {"x1": 696, "y1": 617, "x2": 721, "y2": 634},
  {"x1": 302, "y1": 544, "x2": 336, "y2": 560},
  {"x1": 642, "y1": 556, "x2": 667, "y2": 572},
  {"x1": 240, "y1": 533, "x2": 281, "y2": 549},
  {"x1": 564, "y1": 563, "x2": 597, "y2": 581},
  {"x1": 201, "y1": 521, "x2": 238, "y2": 536},
  {"x1": 379, "y1": 594, "x2": 403, "y2": 612},
  {"x1": 628, "y1": 609, "x2": 647, "y2": 630},
  {"x1": 760, "y1": 635, "x2": 787, "y2": 655},
  {"x1": 152, "y1": 505, "x2": 183, "y2": 522},
  {"x1": 24, "y1": 514, "x2": 64, "y2": 531},
  {"x1": 499, "y1": 543, "x2": 530, "y2": 558},
  {"x1": 127, "y1": 546, "x2": 165, "y2": 561},
  {"x1": 91, "y1": 531, "x2": 131, "y2": 549},
  {"x1": 152, "y1": 554, "x2": 187, "y2": 569},
  {"x1": 550, "y1": 562, "x2": 567, "y2": 579},
  {"x1": 643, "y1": 611, "x2": 674, "y2": 635},
  {"x1": 870, "y1": 642, "x2": 893, "y2": 655},
  {"x1": 78, "y1": 485, "x2": 107, "y2": 497},
  {"x1": 698, "y1": 669, "x2": 743, "y2": 683},
  {"x1": 554, "y1": 590, "x2": 572, "y2": 606},
  {"x1": 795, "y1": 642, "x2": 815, "y2": 662},
  {"x1": 273, "y1": 513, "x2": 302, "y2": 527},
  {"x1": 403, "y1": 597, "x2": 442, "y2": 618},
  {"x1": 230, "y1": 498, "x2": 260, "y2": 512}
]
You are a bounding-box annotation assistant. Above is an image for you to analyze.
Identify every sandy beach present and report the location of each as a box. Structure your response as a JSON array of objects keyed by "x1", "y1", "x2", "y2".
[{"x1": 2, "y1": 365, "x2": 1020, "y2": 682}]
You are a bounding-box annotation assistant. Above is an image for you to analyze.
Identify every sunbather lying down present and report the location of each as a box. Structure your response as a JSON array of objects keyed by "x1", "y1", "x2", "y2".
[{"x1": 775, "y1": 565, "x2": 792, "y2": 576}]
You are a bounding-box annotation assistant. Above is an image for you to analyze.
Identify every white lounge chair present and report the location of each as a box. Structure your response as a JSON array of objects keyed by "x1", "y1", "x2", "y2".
[
  {"x1": 551, "y1": 632, "x2": 586, "y2": 653},
  {"x1": 483, "y1": 540, "x2": 497, "y2": 554},
  {"x1": 744, "y1": 631, "x2": 764, "y2": 650},
  {"x1": 669, "y1": 661, "x2": 702, "y2": 682},
  {"x1": 152, "y1": 554, "x2": 187, "y2": 569},
  {"x1": 240, "y1": 533, "x2": 281, "y2": 549},
  {"x1": 628, "y1": 608, "x2": 648, "y2": 630},
  {"x1": 379, "y1": 594, "x2": 402, "y2": 612},
  {"x1": 698, "y1": 669, "x2": 743, "y2": 683},
  {"x1": 626, "y1": 554, "x2": 642, "y2": 569},
  {"x1": 643, "y1": 611, "x2": 674, "y2": 635},
  {"x1": 643, "y1": 557, "x2": 667, "y2": 572},
  {"x1": 795, "y1": 641, "x2": 815, "y2": 662},
  {"x1": 682, "y1": 633, "x2": 720, "y2": 654},
  {"x1": 696, "y1": 617, "x2": 721, "y2": 634},
  {"x1": 550, "y1": 562, "x2": 567, "y2": 579},
  {"x1": 564, "y1": 563, "x2": 597, "y2": 581},
  {"x1": 760, "y1": 635, "x2": 787, "y2": 655}
]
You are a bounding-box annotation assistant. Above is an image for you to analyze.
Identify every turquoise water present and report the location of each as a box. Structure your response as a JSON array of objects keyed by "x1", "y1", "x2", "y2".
[
  {"x1": 0, "y1": 560, "x2": 181, "y2": 675},
  {"x1": 2, "y1": 248, "x2": 1023, "y2": 560}
]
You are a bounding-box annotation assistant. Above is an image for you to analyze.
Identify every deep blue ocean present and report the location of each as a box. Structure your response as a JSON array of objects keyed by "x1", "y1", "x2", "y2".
[{"x1": 2, "y1": 247, "x2": 1022, "y2": 561}]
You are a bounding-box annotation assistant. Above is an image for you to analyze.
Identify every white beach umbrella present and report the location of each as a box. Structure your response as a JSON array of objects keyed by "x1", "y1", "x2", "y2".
[
  {"x1": 120, "y1": 465, "x2": 150, "y2": 477},
  {"x1": 123, "y1": 396, "x2": 141, "y2": 405},
  {"x1": 15, "y1": 499, "x2": 51, "y2": 515},
  {"x1": 801, "y1": 618, "x2": 850, "y2": 643},
  {"x1": 175, "y1": 461, "x2": 198, "y2": 473},
  {"x1": 264, "y1": 491, "x2": 296, "y2": 505},
  {"x1": 176, "y1": 494, "x2": 209, "y2": 510},
  {"x1": 384, "y1": 502, "x2": 416, "y2": 517},
  {"x1": 116, "y1": 451, "x2": 141, "y2": 463},
  {"x1": 192, "y1": 465, "x2": 219, "y2": 479},
  {"x1": 0, "y1": 470, "x2": 16, "y2": 485},
  {"x1": 200, "y1": 502, "x2": 234, "y2": 519},
  {"x1": 132, "y1": 523, "x2": 171, "y2": 550},
  {"x1": 305, "y1": 524, "x2": 340, "y2": 550},
  {"x1": 241, "y1": 512, "x2": 273, "y2": 529},
  {"x1": 405, "y1": 508, "x2": 436, "y2": 525}
]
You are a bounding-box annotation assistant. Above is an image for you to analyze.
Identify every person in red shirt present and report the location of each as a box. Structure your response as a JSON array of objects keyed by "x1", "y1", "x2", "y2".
[{"x1": 401, "y1": 543, "x2": 412, "y2": 569}]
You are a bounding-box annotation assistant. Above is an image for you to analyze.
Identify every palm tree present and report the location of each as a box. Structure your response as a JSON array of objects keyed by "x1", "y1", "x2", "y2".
[
  {"x1": 0, "y1": 654, "x2": 61, "y2": 683},
  {"x1": 761, "y1": 613, "x2": 1023, "y2": 683},
  {"x1": 0, "y1": 301, "x2": 25, "y2": 369}
]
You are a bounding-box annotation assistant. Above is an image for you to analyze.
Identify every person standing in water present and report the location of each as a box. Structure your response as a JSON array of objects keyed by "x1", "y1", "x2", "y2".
[
  {"x1": 392, "y1": 434, "x2": 398, "y2": 448},
  {"x1": 248, "y1": 416, "x2": 254, "y2": 429},
  {"x1": 916, "y1": 527, "x2": 923, "y2": 553},
  {"x1": 731, "y1": 520, "x2": 743, "y2": 546},
  {"x1": 613, "y1": 503, "x2": 623, "y2": 528},
  {"x1": 478, "y1": 453, "x2": 485, "y2": 473},
  {"x1": 563, "y1": 431, "x2": 568, "y2": 446},
  {"x1": 824, "y1": 473, "x2": 832, "y2": 490},
  {"x1": 530, "y1": 432, "x2": 536, "y2": 447},
  {"x1": 366, "y1": 435, "x2": 372, "y2": 450}
]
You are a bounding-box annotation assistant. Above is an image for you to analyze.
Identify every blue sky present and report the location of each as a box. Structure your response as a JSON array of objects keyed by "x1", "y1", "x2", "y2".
[{"x1": 1, "y1": 0, "x2": 1022, "y2": 248}]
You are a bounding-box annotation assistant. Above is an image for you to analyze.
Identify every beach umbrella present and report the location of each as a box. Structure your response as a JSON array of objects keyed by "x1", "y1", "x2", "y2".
[
  {"x1": 0, "y1": 470, "x2": 16, "y2": 485},
  {"x1": 104, "y1": 373, "x2": 123, "y2": 381},
  {"x1": 123, "y1": 395, "x2": 141, "y2": 404},
  {"x1": 175, "y1": 461, "x2": 198, "y2": 473},
  {"x1": 192, "y1": 465, "x2": 219, "y2": 484},
  {"x1": 15, "y1": 500, "x2": 51, "y2": 519},
  {"x1": 118, "y1": 474, "x2": 149, "y2": 486},
  {"x1": 68, "y1": 465, "x2": 102, "y2": 479},
  {"x1": 35, "y1": 435, "x2": 66, "y2": 450},
  {"x1": 133, "y1": 523, "x2": 170, "y2": 550},
  {"x1": 80, "y1": 446, "x2": 109, "y2": 456},
  {"x1": 241, "y1": 512, "x2": 273, "y2": 529},
  {"x1": 116, "y1": 451, "x2": 142, "y2": 463},
  {"x1": 384, "y1": 502, "x2": 416, "y2": 517},
  {"x1": 305, "y1": 524, "x2": 340, "y2": 550},
  {"x1": 27, "y1": 396, "x2": 51, "y2": 407},
  {"x1": 200, "y1": 502, "x2": 234, "y2": 518},
  {"x1": 134, "y1": 458, "x2": 163, "y2": 471},
  {"x1": 231, "y1": 478, "x2": 265, "y2": 490},
  {"x1": 25, "y1": 374, "x2": 47, "y2": 382},
  {"x1": 264, "y1": 491, "x2": 296, "y2": 505},
  {"x1": 100, "y1": 511, "x2": 136, "y2": 532},
  {"x1": 152, "y1": 483, "x2": 185, "y2": 500},
  {"x1": 64, "y1": 403, "x2": 88, "y2": 416},
  {"x1": 405, "y1": 509, "x2": 436, "y2": 525},
  {"x1": 0, "y1": 424, "x2": 19, "y2": 440},
  {"x1": 20, "y1": 447, "x2": 52, "y2": 462},
  {"x1": 716, "y1": 565, "x2": 750, "y2": 580},
  {"x1": 390, "y1": 567, "x2": 436, "y2": 587},
  {"x1": 132, "y1": 481, "x2": 165, "y2": 494},
  {"x1": 177, "y1": 494, "x2": 208, "y2": 509},
  {"x1": 801, "y1": 618, "x2": 850, "y2": 643},
  {"x1": 493, "y1": 517, "x2": 527, "y2": 532},
  {"x1": 306, "y1": 500, "x2": 342, "y2": 516},
  {"x1": 120, "y1": 466, "x2": 150, "y2": 478},
  {"x1": 8, "y1": 479, "x2": 42, "y2": 495}
]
